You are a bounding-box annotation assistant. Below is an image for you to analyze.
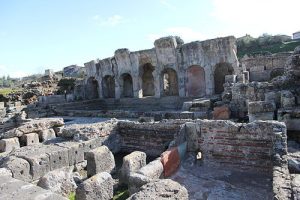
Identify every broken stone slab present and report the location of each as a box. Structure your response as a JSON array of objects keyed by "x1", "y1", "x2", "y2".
[
  {"x1": 17, "y1": 118, "x2": 64, "y2": 134},
  {"x1": 127, "y1": 179, "x2": 189, "y2": 200},
  {"x1": 248, "y1": 101, "x2": 276, "y2": 114},
  {"x1": 291, "y1": 174, "x2": 300, "y2": 199},
  {"x1": 37, "y1": 167, "x2": 77, "y2": 197},
  {"x1": 0, "y1": 156, "x2": 32, "y2": 182},
  {"x1": 0, "y1": 175, "x2": 68, "y2": 200},
  {"x1": 0, "y1": 118, "x2": 64, "y2": 140},
  {"x1": 75, "y1": 172, "x2": 113, "y2": 200},
  {"x1": 212, "y1": 105, "x2": 231, "y2": 120},
  {"x1": 61, "y1": 120, "x2": 117, "y2": 141},
  {"x1": 0, "y1": 137, "x2": 20, "y2": 153},
  {"x1": 39, "y1": 128, "x2": 56, "y2": 142},
  {"x1": 20, "y1": 132, "x2": 39, "y2": 146},
  {"x1": 120, "y1": 151, "x2": 146, "y2": 183},
  {"x1": 85, "y1": 145, "x2": 115, "y2": 177}
]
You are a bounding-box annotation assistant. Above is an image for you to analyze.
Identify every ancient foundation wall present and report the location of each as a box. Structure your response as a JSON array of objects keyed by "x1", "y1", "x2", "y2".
[
  {"x1": 117, "y1": 120, "x2": 188, "y2": 156},
  {"x1": 181, "y1": 120, "x2": 287, "y2": 172}
]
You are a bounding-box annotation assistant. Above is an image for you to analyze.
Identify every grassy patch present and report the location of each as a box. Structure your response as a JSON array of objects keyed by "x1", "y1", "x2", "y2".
[
  {"x1": 68, "y1": 192, "x2": 75, "y2": 200},
  {"x1": 113, "y1": 186, "x2": 129, "y2": 200},
  {"x1": 0, "y1": 88, "x2": 22, "y2": 96}
]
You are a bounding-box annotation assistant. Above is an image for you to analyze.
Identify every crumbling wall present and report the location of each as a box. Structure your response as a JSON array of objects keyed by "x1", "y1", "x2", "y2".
[
  {"x1": 181, "y1": 120, "x2": 286, "y2": 172},
  {"x1": 81, "y1": 36, "x2": 239, "y2": 99}
]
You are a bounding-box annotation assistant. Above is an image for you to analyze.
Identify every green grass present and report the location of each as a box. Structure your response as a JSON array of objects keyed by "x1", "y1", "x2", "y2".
[
  {"x1": 113, "y1": 188, "x2": 129, "y2": 200},
  {"x1": 0, "y1": 88, "x2": 22, "y2": 96},
  {"x1": 237, "y1": 40, "x2": 300, "y2": 58},
  {"x1": 68, "y1": 192, "x2": 75, "y2": 200}
]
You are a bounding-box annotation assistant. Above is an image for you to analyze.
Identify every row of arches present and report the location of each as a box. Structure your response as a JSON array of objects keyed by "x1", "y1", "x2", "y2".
[{"x1": 86, "y1": 63, "x2": 233, "y2": 99}]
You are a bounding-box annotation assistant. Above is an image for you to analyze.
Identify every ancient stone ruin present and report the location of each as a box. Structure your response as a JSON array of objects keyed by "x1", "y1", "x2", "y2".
[{"x1": 1, "y1": 36, "x2": 300, "y2": 200}]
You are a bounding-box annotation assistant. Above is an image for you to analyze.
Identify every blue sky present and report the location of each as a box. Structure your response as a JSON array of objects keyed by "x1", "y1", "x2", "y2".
[{"x1": 0, "y1": 0, "x2": 299, "y2": 78}]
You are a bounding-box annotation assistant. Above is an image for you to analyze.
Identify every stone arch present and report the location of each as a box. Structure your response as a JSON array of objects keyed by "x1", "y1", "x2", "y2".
[
  {"x1": 270, "y1": 68, "x2": 284, "y2": 80},
  {"x1": 161, "y1": 68, "x2": 179, "y2": 96},
  {"x1": 141, "y1": 63, "x2": 155, "y2": 97},
  {"x1": 186, "y1": 65, "x2": 206, "y2": 97},
  {"x1": 214, "y1": 63, "x2": 234, "y2": 94},
  {"x1": 86, "y1": 77, "x2": 99, "y2": 100},
  {"x1": 120, "y1": 73, "x2": 133, "y2": 98},
  {"x1": 102, "y1": 75, "x2": 115, "y2": 98}
]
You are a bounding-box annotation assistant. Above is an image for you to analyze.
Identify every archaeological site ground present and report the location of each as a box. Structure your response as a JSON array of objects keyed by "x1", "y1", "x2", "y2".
[{"x1": 1, "y1": 35, "x2": 300, "y2": 200}]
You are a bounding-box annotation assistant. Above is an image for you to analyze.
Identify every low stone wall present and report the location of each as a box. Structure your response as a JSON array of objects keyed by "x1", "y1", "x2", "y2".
[
  {"x1": 178, "y1": 120, "x2": 286, "y2": 172},
  {"x1": 118, "y1": 120, "x2": 189, "y2": 156}
]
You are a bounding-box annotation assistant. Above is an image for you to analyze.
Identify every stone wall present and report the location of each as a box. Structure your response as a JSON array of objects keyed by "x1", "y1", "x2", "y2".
[
  {"x1": 180, "y1": 120, "x2": 287, "y2": 172},
  {"x1": 80, "y1": 36, "x2": 239, "y2": 100},
  {"x1": 240, "y1": 53, "x2": 291, "y2": 82},
  {"x1": 118, "y1": 120, "x2": 188, "y2": 156}
]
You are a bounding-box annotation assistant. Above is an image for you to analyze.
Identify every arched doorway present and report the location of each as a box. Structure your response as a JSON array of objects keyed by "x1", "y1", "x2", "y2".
[
  {"x1": 86, "y1": 77, "x2": 99, "y2": 100},
  {"x1": 162, "y1": 68, "x2": 179, "y2": 96},
  {"x1": 120, "y1": 73, "x2": 133, "y2": 98},
  {"x1": 102, "y1": 75, "x2": 115, "y2": 98},
  {"x1": 214, "y1": 63, "x2": 234, "y2": 94},
  {"x1": 186, "y1": 65, "x2": 206, "y2": 97},
  {"x1": 141, "y1": 63, "x2": 155, "y2": 97}
]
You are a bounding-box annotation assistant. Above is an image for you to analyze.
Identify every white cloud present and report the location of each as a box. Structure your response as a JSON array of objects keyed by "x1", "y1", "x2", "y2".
[
  {"x1": 93, "y1": 14, "x2": 124, "y2": 27},
  {"x1": 147, "y1": 27, "x2": 206, "y2": 42},
  {"x1": 211, "y1": 0, "x2": 300, "y2": 37},
  {"x1": 159, "y1": 0, "x2": 176, "y2": 11}
]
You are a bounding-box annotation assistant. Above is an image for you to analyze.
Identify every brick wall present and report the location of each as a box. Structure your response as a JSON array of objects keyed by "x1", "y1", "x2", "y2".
[
  {"x1": 183, "y1": 120, "x2": 286, "y2": 171},
  {"x1": 118, "y1": 120, "x2": 187, "y2": 156}
]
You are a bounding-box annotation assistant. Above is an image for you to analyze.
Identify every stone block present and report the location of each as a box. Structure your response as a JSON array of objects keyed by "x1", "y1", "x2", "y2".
[
  {"x1": 76, "y1": 172, "x2": 113, "y2": 200},
  {"x1": 281, "y1": 90, "x2": 295, "y2": 108},
  {"x1": 0, "y1": 156, "x2": 32, "y2": 182},
  {"x1": 0, "y1": 102, "x2": 4, "y2": 109},
  {"x1": 248, "y1": 101, "x2": 276, "y2": 114},
  {"x1": 39, "y1": 128, "x2": 56, "y2": 142},
  {"x1": 47, "y1": 145, "x2": 69, "y2": 171},
  {"x1": 14, "y1": 101, "x2": 22, "y2": 107},
  {"x1": 212, "y1": 106, "x2": 231, "y2": 120},
  {"x1": 0, "y1": 175, "x2": 68, "y2": 200},
  {"x1": 160, "y1": 147, "x2": 180, "y2": 177},
  {"x1": 0, "y1": 137, "x2": 20, "y2": 153},
  {"x1": 249, "y1": 112, "x2": 274, "y2": 122},
  {"x1": 224, "y1": 74, "x2": 237, "y2": 83},
  {"x1": 120, "y1": 151, "x2": 146, "y2": 183},
  {"x1": 37, "y1": 167, "x2": 77, "y2": 197},
  {"x1": 56, "y1": 141, "x2": 85, "y2": 166},
  {"x1": 127, "y1": 179, "x2": 188, "y2": 200},
  {"x1": 236, "y1": 74, "x2": 245, "y2": 83},
  {"x1": 14, "y1": 145, "x2": 51, "y2": 180},
  {"x1": 182, "y1": 101, "x2": 193, "y2": 111},
  {"x1": 128, "y1": 172, "x2": 151, "y2": 195},
  {"x1": 20, "y1": 133, "x2": 39, "y2": 146},
  {"x1": 85, "y1": 145, "x2": 115, "y2": 177},
  {"x1": 137, "y1": 159, "x2": 163, "y2": 180}
]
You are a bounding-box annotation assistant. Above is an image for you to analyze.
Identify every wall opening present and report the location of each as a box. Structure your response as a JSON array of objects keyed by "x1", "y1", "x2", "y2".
[
  {"x1": 102, "y1": 75, "x2": 115, "y2": 98},
  {"x1": 120, "y1": 73, "x2": 133, "y2": 98},
  {"x1": 214, "y1": 63, "x2": 234, "y2": 94},
  {"x1": 270, "y1": 68, "x2": 284, "y2": 80},
  {"x1": 141, "y1": 63, "x2": 155, "y2": 97},
  {"x1": 186, "y1": 65, "x2": 206, "y2": 97},
  {"x1": 162, "y1": 68, "x2": 179, "y2": 96},
  {"x1": 86, "y1": 77, "x2": 99, "y2": 100}
]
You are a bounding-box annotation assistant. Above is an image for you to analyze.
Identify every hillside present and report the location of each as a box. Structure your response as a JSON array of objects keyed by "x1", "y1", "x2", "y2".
[{"x1": 237, "y1": 34, "x2": 300, "y2": 57}]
